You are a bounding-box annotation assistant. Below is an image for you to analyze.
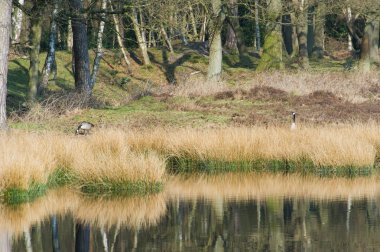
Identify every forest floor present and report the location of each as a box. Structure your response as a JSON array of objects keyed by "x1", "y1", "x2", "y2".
[{"x1": 7, "y1": 43, "x2": 380, "y2": 133}]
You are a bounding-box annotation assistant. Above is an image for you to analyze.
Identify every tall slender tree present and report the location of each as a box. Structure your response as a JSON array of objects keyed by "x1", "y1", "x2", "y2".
[
  {"x1": 40, "y1": 0, "x2": 59, "y2": 94},
  {"x1": 0, "y1": 0, "x2": 12, "y2": 129},
  {"x1": 70, "y1": 0, "x2": 91, "y2": 95}
]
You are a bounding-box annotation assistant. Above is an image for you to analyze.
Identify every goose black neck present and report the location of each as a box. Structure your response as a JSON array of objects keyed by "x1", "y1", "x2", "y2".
[{"x1": 292, "y1": 113, "x2": 296, "y2": 123}]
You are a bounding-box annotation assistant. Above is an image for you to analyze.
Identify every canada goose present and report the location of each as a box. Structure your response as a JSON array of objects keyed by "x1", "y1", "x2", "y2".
[
  {"x1": 290, "y1": 112, "x2": 296, "y2": 130},
  {"x1": 76, "y1": 122, "x2": 94, "y2": 135}
]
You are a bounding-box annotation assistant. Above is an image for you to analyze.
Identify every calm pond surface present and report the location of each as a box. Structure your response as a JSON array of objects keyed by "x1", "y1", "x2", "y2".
[{"x1": 4, "y1": 174, "x2": 380, "y2": 251}]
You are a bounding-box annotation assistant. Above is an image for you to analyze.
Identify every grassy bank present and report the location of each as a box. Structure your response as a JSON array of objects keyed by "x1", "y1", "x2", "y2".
[
  {"x1": 0, "y1": 131, "x2": 166, "y2": 204},
  {"x1": 127, "y1": 125, "x2": 380, "y2": 176}
]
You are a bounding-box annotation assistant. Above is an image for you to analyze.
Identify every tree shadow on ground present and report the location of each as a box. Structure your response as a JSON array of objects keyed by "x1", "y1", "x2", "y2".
[{"x1": 149, "y1": 48, "x2": 191, "y2": 84}]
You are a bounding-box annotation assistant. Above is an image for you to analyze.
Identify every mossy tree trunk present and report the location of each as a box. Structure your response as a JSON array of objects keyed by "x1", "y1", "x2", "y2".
[
  {"x1": 257, "y1": 0, "x2": 283, "y2": 70},
  {"x1": 28, "y1": 10, "x2": 43, "y2": 102},
  {"x1": 311, "y1": 2, "x2": 325, "y2": 59},
  {"x1": 0, "y1": 0, "x2": 11, "y2": 130},
  {"x1": 226, "y1": 0, "x2": 246, "y2": 55},
  {"x1": 295, "y1": 0, "x2": 309, "y2": 69},
  {"x1": 360, "y1": 17, "x2": 379, "y2": 72},
  {"x1": 369, "y1": 18, "x2": 379, "y2": 63},
  {"x1": 207, "y1": 0, "x2": 226, "y2": 81}
]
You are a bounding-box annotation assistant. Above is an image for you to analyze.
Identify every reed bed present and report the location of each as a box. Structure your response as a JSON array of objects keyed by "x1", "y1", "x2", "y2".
[
  {"x1": 127, "y1": 125, "x2": 379, "y2": 176},
  {"x1": 0, "y1": 130, "x2": 166, "y2": 204},
  {"x1": 56, "y1": 130, "x2": 165, "y2": 195}
]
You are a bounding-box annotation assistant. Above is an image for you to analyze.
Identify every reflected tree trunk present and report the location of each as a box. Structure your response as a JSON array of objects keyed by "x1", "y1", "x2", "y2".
[
  {"x1": 75, "y1": 223, "x2": 90, "y2": 252},
  {"x1": 24, "y1": 229, "x2": 32, "y2": 252},
  {"x1": 51, "y1": 216, "x2": 60, "y2": 252}
]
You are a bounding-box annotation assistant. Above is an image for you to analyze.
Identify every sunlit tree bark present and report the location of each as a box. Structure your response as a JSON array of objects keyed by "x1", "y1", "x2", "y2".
[
  {"x1": 207, "y1": 0, "x2": 225, "y2": 81},
  {"x1": 0, "y1": 0, "x2": 11, "y2": 129}
]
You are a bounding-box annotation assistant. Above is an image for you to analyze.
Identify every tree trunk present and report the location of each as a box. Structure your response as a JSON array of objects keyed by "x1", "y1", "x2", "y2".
[
  {"x1": 346, "y1": 7, "x2": 353, "y2": 51},
  {"x1": 291, "y1": 13, "x2": 299, "y2": 57},
  {"x1": 67, "y1": 17, "x2": 73, "y2": 52},
  {"x1": 40, "y1": 0, "x2": 58, "y2": 94},
  {"x1": 161, "y1": 25, "x2": 174, "y2": 53},
  {"x1": 360, "y1": 22, "x2": 371, "y2": 72},
  {"x1": 369, "y1": 18, "x2": 379, "y2": 63},
  {"x1": 296, "y1": 0, "x2": 309, "y2": 69},
  {"x1": 188, "y1": 3, "x2": 198, "y2": 39},
  {"x1": 257, "y1": 0, "x2": 283, "y2": 70},
  {"x1": 254, "y1": 0, "x2": 261, "y2": 51},
  {"x1": 11, "y1": 0, "x2": 24, "y2": 44},
  {"x1": 0, "y1": 0, "x2": 11, "y2": 130},
  {"x1": 108, "y1": 0, "x2": 132, "y2": 71},
  {"x1": 227, "y1": 0, "x2": 246, "y2": 54},
  {"x1": 207, "y1": 0, "x2": 225, "y2": 81},
  {"x1": 312, "y1": 2, "x2": 325, "y2": 59},
  {"x1": 90, "y1": 0, "x2": 107, "y2": 89},
  {"x1": 70, "y1": 0, "x2": 91, "y2": 94},
  {"x1": 199, "y1": 7, "x2": 208, "y2": 42},
  {"x1": 28, "y1": 13, "x2": 42, "y2": 102},
  {"x1": 224, "y1": 23, "x2": 237, "y2": 50},
  {"x1": 131, "y1": 7, "x2": 150, "y2": 65}
]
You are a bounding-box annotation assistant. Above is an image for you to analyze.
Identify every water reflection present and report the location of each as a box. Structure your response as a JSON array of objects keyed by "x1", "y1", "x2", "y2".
[{"x1": 6, "y1": 174, "x2": 380, "y2": 251}]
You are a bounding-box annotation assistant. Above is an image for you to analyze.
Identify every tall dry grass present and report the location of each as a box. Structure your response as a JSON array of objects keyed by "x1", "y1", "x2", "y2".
[
  {"x1": 0, "y1": 130, "x2": 166, "y2": 197},
  {"x1": 127, "y1": 125, "x2": 379, "y2": 170},
  {"x1": 61, "y1": 130, "x2": 165, "y2": 186},
  {"x1": 0, "y1": 132, "x2": 57, "y2": 190}
]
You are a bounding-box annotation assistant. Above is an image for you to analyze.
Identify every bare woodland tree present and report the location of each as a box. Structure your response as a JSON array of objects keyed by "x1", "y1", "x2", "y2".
[{"x1": 0, "y1": 0, "x2": 12, "y2": 129}]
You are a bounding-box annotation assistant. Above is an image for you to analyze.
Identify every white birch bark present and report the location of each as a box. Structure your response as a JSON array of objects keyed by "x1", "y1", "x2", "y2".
[
  {"x1": 90, "y1": 0, "x2": 107, "y2": 88},
  {"x1": 11, "y1": 0, "x2": 24, "y2": 44},
  {"x1": 40, "y1": 0, "x2": 59, "y2": 93}
]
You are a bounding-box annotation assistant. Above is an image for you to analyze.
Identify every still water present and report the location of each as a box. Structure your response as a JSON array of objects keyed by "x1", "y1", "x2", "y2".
[{"x1": 4, "y1": 174, "x2": 380, "y2": 251}]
